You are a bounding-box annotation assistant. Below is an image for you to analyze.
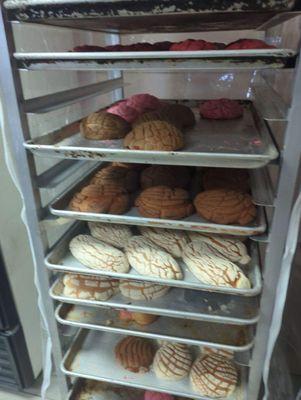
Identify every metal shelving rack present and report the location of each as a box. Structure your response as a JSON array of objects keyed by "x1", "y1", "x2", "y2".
[{"x1": 1, "y1": 1, "x2": 301, "y2": 399}]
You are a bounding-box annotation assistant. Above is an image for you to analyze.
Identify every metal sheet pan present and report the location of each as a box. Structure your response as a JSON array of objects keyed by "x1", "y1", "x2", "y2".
[
  {"x1": 62, "y1": 329, "x2": 247, "y2": 400},
  {"x1": 50, "y1": 278, "x2": 259, "y2": 325},
  {"x1": 15, "y1": 49, "x2": 296, "y2": 71},
  {"x1": 56, "y1": 303, "x2": 254, "y2": 351},
  {"x1": 24, "y1": 100, "x2": 279, "y2": 169},
  {"x1": 46, "y1": 222, "x2": 262, "y2": 296}
]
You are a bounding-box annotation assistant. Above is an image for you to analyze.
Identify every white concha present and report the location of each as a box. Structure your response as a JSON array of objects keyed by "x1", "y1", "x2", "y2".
[
  {"x1": 139, "y1": 226, "x2": 189, "y2": 258},
  {"x1": 182, "y1": 241, "x2": 251, "y2": 289},
  {"x1": 201, "y1": 346, "x2": 234, "y2": 360},
  {"x1": 125, "y1": 236, "x2": 183, "y2": 280},
  {"x1": 188, "y1": 232, "x2": 251, "y2": 265},
  {"x1": 88, "y1": 222, "x2": 133, "y2": 248},
  {"x1": 190, "y1": 355, "x2": 238, "y2": 398},
  {"x1": 63, "y1": 274, "x2": 119, "y2": 301},
  {"x1": 119, "y1": 280, "x2": 169, "y2": 301},
  {"x1": 69, "y1": 234, "x2": 129, "y2": 273},
  {"x1": 153, "y1": 343, "x2": 192, "y2": 381}
]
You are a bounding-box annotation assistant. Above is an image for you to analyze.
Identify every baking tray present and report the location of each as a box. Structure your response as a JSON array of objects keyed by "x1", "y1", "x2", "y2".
[
  {"x1": 24, "y1": 100, "x2": 279, "y2": 169},
  {"x1": 5, "y1": 0, "x2": 300, "y2": 33},
  {"x1": 62, "y1": 329, "x2": 247, "y2": 400},
  {"x1": 50, "y1": 277, "x2": 259, "y2": 325},
  {"x1": 14, "y1": 49, "x2": 296, "y2": 71},
  {"x1": 46, "y1": 222, "x2": 262, "y2": 296},
  {"x1": 56, "y1": 303, "x2": 254, "y2": 351}
]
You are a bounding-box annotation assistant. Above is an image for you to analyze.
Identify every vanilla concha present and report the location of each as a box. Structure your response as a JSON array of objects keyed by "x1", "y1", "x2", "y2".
[{"x1": 88, "y1": 222, "x2": 133, "y2": 249}]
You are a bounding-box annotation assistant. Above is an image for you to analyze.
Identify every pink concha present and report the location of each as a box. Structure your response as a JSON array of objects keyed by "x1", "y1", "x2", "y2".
[
  {"x1": 126, "y1": 93, "x2": 161, "y2": 113},
  {"x1": 107, "y1": 100, "x2": 139, "y2": 123},
  {"x1": 144, "y1": 391, "x2": 175, "y2": 400}
]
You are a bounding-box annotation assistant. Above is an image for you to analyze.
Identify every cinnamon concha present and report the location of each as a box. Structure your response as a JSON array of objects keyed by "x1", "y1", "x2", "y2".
[
  {"x1": 115, "y1": 336, "x2": 155, "y2": 373},
  {"x1": 80, "y1": 111, "x2": 130, "y2": 140},
  {"x1": 153, "y1": 343, "x2": 192, "y2": 381},
  {"x1": 202, "y1": 168, "x2": 249, "y2": 192},
  {"x1": 140, "y1": 165, "x2": 191, "y2": 190},
  {"x1": 194, "y1": 189, "x2": 256, "y2": 225},
  {"x1": 119, "y1": 280, "x2": 169, "y2": 301},
  {"x1": 63, "y1": 274, "x2": 119, "y2": 301},
  {"x1": 182, "y1": 241, "x2": 251, "y2": 289},
  {"x1": 188, "y1": 232, "x2": 251, "y2": 265},
  {"x1": 139, "y1": 227, "x2": 189, "y2": 258},
  {"x1": 69, "y1": 183, "x2": 130, "y2": 214},
  {"x1": 123, "y1": 120, "x2": 184, "y2": 151},
  {"x1": 190, "y1": 355, "x2": 238, "y2": 398},
  {"x1": 90, "y1": 165, "x2": 139, "y2": 193},
  {"x1": 135, "y1": 186, "x2": 194, "y2": 220},
  {"x1": 69, "y1": 234, "x2": 129, "y2": 273},
  {"x1": 88, "y1": 222, "x2": 133, "y2": 249},
  {"x1": 125, "y1": 236, "x2": 183, "y2": 280},
  {"x1": 161, "y1": 103, "x2": 196, "y2": 128}
]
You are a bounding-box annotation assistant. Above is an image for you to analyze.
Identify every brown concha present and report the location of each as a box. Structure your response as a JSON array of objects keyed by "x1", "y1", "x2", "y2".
[
  {"x1": 135, "y1": 185, "x2": 194, "y2": 220},
  {"x1": 161, "y1": 103, "x2": 196, "y2": 128},
  {"x1": 123, "y1": 120, "x2": 184, "y2": 151},
  {"x1": 69, "y1": 183, "x2": 130, "y2": 214},
  {"x1": 140, "y1": 165, "x2": 191, "y2": 189},
  {"x1": 90, "y1": 165, "x2": 139, "y2": 192},
  {"x1": 202, "y1": 168, "x2": 250, "y2": 192},
  {"x1": 132, "y1": 110, "x2": 175, "y2": 128},
  {"x1": 115, "y1": 336, "x2": 155, "y2": 373},
  {"x1": 194, "y1": 189, "x2": 256, "y2": 226},
  {"x1": 80, "y1": 111, "x2": 130, "y2": 140}
]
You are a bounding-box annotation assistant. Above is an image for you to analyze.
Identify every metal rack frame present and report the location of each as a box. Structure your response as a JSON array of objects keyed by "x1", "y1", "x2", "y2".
[{"x1": 0, "y1": 2, "x2": 301, "y2": 399}]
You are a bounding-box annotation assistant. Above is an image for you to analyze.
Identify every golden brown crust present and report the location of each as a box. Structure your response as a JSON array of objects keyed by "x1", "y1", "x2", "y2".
[
  {"x1": 202, "y1": 168, "x2": 250, "y2": 192},
  {"x1": 140, "y1": 165, "x2": 191, "y2": 189},
  {"x1": 131, "y1": 312, "x2": 158, "y2": 325},
  {"x1": 135, "y1": 185, "x2": 194, "y2": 220},
  {"x1": 69, "y1": 183, "x2": 130, "y2": 214},
  {"x1": 90, "y1": 165, "x2": 139, "y2": 192},
  {"x1": 161, "y1": 103, "x2": 196, "y2": 128},
  {"x1": 80, "y1": 111, "x2": 130, "y2": 140},
  {"x1": 194, "y1": 189, "x2": 256, "y2": 225},
  {"x1": 115, "y1": 336, "x2": 155, "y2": 373},
  {"x1": 123, "y1": 120, "x2": 184, "y2": 151}
]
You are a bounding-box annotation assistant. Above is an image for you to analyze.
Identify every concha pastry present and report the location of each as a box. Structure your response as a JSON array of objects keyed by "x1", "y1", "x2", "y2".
[
  {"x1": 118, "y1": 310, "x2": 158, "y2": 326},
  {"x1": 153, "y1": 343, "x2": 192, "y2": 381},
  {"x1": 69, "y1": 234, "x2": 129, "y2": 273},
  {"x1": 202, "y1": 346, "x2": 234, "y2": 360},
  {"x1": 190, "y1": 355, "x2": 238, "y2": 398},
  {"x1": 125, "y1": 236, "x2": 183, "y2": 280},
  {"x1": 188, "y1": 232, "x2": 251, "y2": 265},
  {"x1": 182, "y1": 241, "x2": 251, "y2": 289},
  {"x1": 90, "y1": 165, "x2": 139, "y2": 193},
  {"x1": 69, "y1": 183, "x2": 130, "y2": 214},
  {"x1": 202, "y1": 168, "x2": 249, "y2": 192},
  {"x1": 139, "y1": 226, "x2": 189, "y2": 258},
  {"x1": 63, "y1": 274, "x2": 119, "y2": 301},
  {"x1": 194, "y1": 189, "x2": 256, "y2": 225},
  {"x1": 80, "y1": 111, "x2": 130, "y2": 140},
  {"x1": 199, "y1": 99, "x2": 243, "y2": 120},
  {"x1": 88, "y1": 222, "x2": 133, "y2": 249},
  {"x1": 161, "y1": 103, "x2": 196, "y2": 128},
  {"x1": 119, "y1": 280, "x2": 169, "y2": 301},
  {"x1": 115, "y1": 336, "x2": 155, "y2": 373},
  {"x1": 140, "y1": 165, "x2": 191, "y2": 190},
  {"x1": 123, "y1": 121, "x2": 184, "y2": 151},
  {"x1": 132, "y1": 111, "x2": 173, "y2": 128},
  {"x1": 135, "y1": 186, "x2": 194, "y2": 220}
]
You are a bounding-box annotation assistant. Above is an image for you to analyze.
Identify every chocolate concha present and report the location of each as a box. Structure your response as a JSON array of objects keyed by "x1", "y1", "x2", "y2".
[
  {"x1": 88, "y1": 222, "x2": 133, "y2": 249},
  {"x1": 69, "y1": 183, "x2": 130, "y2": 214},
  {"x1": 182, "y1": 241, "x2": 251, "y2": 289},
  {"x1": 125, "y1": 236, "x2": 183, "y2": 280},
  {"x1": 90, "y1": 165, "x2": 139, "y2": 192},
  {"x1": 135, "y1": 186, "x2": 194, "y2": 220},
  {"x1": 202, "y1": 346, "x2": 234, "y2": 360},
  {"x1": 194, "y1": 189, "x2": 256, "y2": 226},
  {"x1": 161, "y1": 103, "x2": 196, "y2": 128},
  {"x1": 63, "y1": 274, "x2": 119, "y2": 301},
  {"x1": 80, "y1": 111, "x2": 130, "y2": 140},
  {"x1": 119, "y1": 280, "x2": 169, "y2": 301},
  {"x1": 190, "y1": 355, "x2": 238, "y2": 398},
  {"x1": 123, "y1": 120, "x2": 184, "y2": 151},
  {"x1": 139, "y1": 226, "x2": 189, "y2": 258},
  {"x1": 188, "y1": 232, "x2": 251, "y2": 265},
  {"x1": 69, "y1": 234, "x2": 129, "y2": 273},
  {"x1": 115, "y1": 336, "x2": 155, "y2": 373},
  {"x1": 202, "y1": 168, "x2": 250, "y2": 192},
  {"x1": 153, "y1": 343, "x2": 192, "y2": 381},
  {"x1": 140, "y1": 165, "x2": 191, "y2": 190}
]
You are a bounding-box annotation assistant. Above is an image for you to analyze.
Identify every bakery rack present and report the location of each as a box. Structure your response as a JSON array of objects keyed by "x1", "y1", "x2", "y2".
[{"x1": 0, "y1": 1, "x2": 301, "y2": 399}]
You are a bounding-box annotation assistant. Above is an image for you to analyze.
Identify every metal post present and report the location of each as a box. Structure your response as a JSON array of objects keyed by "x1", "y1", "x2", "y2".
[
  {"x1": 0, "y1": 6, "x2": 69, "y2": 399},
  {"x1": 248, "y1": 56, "x2": 301, "y2": 399}
]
